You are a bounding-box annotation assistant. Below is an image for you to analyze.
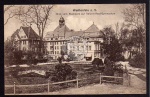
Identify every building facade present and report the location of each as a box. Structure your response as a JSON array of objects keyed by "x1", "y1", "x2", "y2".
[
  {"x1": 10, "y1": 17, "x2": 105, "y2": 61},
  {"x1": 11, "y1": 26, "x2": 41, "y2": 52},
  {"x1": 44, "y1": 16, "x2": 104, "y2": 61}
]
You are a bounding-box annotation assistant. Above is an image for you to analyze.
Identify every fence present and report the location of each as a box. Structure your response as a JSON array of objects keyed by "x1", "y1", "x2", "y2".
[{"x1": 5, "y1": 72, "x2": 130, "y2": 95}]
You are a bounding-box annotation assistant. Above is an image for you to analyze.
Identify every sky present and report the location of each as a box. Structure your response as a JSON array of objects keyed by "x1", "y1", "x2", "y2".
[{"x1": 4, "y1": 4, "x2": 132, "y2": 41}]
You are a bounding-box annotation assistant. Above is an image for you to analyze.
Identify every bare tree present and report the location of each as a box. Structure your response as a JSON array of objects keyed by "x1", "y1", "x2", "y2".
[
  {"x1": 4, "y1": 5, "x2": 18, "y2": 25},
  {"x1": 123, "y1": 4, "x2": 146, "y2": 30},
  {"x1": 4, "y1": 5, "x2": 14, "y2": 13},
  {"x1": 115, "y1": 22, "x2": 126, "y2": 39},
  {"x1": 123, "y1": 4, "x2": 146, "y2": 54}
]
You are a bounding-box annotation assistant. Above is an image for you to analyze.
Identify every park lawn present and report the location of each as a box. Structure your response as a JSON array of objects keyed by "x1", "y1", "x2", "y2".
[
  {"x1": 5, "y1": 63, "x2": 105, "y2": 94},
  {"x1": 5, "y1": 63, "x2": 95, "y2": 85}
]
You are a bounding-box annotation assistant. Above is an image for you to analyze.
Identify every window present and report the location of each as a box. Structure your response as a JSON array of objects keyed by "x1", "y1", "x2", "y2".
[
  {"x1": 57, "y1": 46, "x2": 59, "y2": 49},
  {"x1": 55, "y1": 46, "x2": 56, "y2": 50},
  {"x1": 23, "y1": 41, "x2": 26, "y2": 44},
  {"x1": 57, "y1": 51, "x2": 59, "y2": 54},
  {"x1": 77, "y1": 46, "x2": 79, "y2": 50},
  {"x1": 86, "y1": 46, "x2": 88, "y2": 50},
  {"x1": 23, "y1": 47, "x2": 26, "y2": 51},
  {"x1": 24, "y1": 36, "x2": 26, "y2": 38},
  {"x1": 50, "y1": 46, "x2": 53, "y2": 50},
  {"x1": 73, "y1": 46, "x2": 75, "y2": 50},
  {"x1": 32, "y1": 48, "x2": 35, "y2": 51},
  {"x1": 81, "y1": 46, "x2": 84, "y2": 50},
  {"x1": 89, "y1": 46, "x2": 91, "y2": 50}
]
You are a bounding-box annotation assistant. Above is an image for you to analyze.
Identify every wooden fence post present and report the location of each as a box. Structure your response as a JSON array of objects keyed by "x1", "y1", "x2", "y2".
[
  {"x1": 100, "y1": 73, "x2": 102, "y2": 84},
  {"x1": 13, "y1": 82, "x2": 16, "y2": 95},
  {"x1": 76, "y1": 74, "x2": 79, "y2": 88},
  {"x1": 48, "y1": 79, "x2": 49, "y2": 93},
  {"x1": 128, "y1": 74, "x2": 130, "y2": 86}
]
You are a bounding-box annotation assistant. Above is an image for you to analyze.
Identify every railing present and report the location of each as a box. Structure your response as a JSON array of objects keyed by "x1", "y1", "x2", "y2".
[{"x1": 5, "y1": 72, "x2": 130, "y2": 95}]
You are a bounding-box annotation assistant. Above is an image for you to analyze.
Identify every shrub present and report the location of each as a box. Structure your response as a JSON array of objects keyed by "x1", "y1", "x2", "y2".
[
  {"x1": 51, "y1": 63, "x2": 77, "y2": 82},
  {"x1": 92, "y1": 58, "x2": 104, "y2": 67},
  {"x1": 114, "y1": 54, "x2": 125, "y2": 62},
  {"x1": 103, "y1": 58, "x2": 114, "y2": 76},
  {"x1": 129, "y1": 52, "x2": 146, "y2": 68}
]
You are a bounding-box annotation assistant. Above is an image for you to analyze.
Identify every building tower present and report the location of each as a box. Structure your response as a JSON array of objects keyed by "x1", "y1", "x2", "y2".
[{"x1": 59, "y1": 16, "x2": 65, "y2": 28}]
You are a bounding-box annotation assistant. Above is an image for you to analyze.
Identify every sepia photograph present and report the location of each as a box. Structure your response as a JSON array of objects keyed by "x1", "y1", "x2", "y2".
[{"x1": 4, "y1": 4, "x2": 146, "y2": 95}]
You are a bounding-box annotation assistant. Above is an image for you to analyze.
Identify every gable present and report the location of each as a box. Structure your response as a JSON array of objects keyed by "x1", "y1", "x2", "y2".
[
  {"x1": 21, "y1": 27, "x2": 40, "y2": 39},
  {"x1": 18, "y1": 28, "x2": 28, "y2": 39},
  {"x1": 84, "y1": 24, "x2": 100, "y2": 33}
]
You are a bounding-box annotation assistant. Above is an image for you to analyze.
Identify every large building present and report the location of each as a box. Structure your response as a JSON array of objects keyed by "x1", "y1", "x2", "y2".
[
  {"x1": 11, "y1": 26, "x2": 41, "y2": 52},
  {"x1": 44, "y1": 16, "x2": 104, "y2": 61}
]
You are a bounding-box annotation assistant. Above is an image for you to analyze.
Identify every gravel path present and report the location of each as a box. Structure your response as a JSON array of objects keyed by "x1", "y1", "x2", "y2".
[{"x1": 6, "y1": 83, "x2": 145, "y2": 95}]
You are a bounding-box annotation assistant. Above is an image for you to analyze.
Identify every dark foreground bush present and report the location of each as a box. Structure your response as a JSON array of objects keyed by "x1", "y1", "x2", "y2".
[
  {"x1": 129, "y1": 52, "x2": 146, "y2": 68},
  {"x1": 51, "y1": 63, "x2": 77, "y2": 82}
]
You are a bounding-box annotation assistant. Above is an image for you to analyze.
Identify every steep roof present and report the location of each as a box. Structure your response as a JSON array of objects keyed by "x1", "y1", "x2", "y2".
[
  {"x1": 21, "y1": 26, "x2": 39, "y2": 39},
  {"x1": 84, "y1": 23, "x2": 100, "y2": 33},
  {"x1": 83, "y1": 23, "x2": 105, "y2": 38},
  {"x1": 45, "y1": 22, "x2": 104, "y2": 39},
  {"x1": 53, "y1": 25, "x2": 70, "y2": 37},
  {"x1": 11, "y1": 29, "x2": 19, "y2": 37},
  {"x1": 65, "y1": 31, "x2": 84, "y2": 39},
  {"x1": 45, "y1": 25, "x2": 71, "y2": 38},
  {"x1": 83, "y1": 31, "x2": 104, "y2": 38},
  {"x1": 44, "y1": 31, "x2": 53, "y2": 38}
]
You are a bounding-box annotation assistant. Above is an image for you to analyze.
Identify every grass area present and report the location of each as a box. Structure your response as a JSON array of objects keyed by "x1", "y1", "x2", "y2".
[
  {"x1": 5, "y1": 63, "x2": 100, "y2": 84},
  {"x1": 5, "y1": 63, "x2": 120, "y2": 94}
]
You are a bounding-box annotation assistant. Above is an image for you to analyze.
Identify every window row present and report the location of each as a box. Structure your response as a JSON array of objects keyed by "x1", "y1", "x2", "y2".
[
  {"x1": 46, "y1": 37, "x2": 64, "y2": 41},
  {"x1": 49, "y1": 46, "x2": 61, "y2": 50},
  {"x1": 22, "y1": 41, "x2": 26, "y2": 44},
  {"x1": 21, "y1": 41, "x2": 40, "y2": 45},
  {"x1": 69, "y1": 46, "x2": 91, "y2": 51},
  {"x1": 48, "y1": 41, "x2": 65, "y2": 45},
  {"x1": 48, "y1": 51, "x2": 59, "y2": 54},
  {"x1": 21, "y1": 36, "x2": 26, "y2": 38}
]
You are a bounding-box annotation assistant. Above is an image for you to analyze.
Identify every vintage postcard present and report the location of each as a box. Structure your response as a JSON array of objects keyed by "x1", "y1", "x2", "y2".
[{"x1": 4, "y1": 4, "x2": 146, "y2": 95}]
